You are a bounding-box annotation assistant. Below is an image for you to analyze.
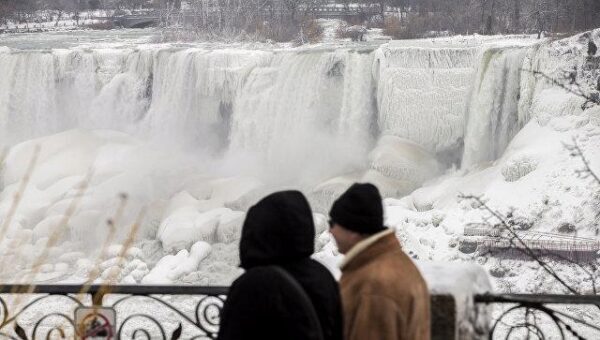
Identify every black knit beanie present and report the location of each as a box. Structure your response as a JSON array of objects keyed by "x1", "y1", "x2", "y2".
[{"x1": 329, "y1": 183, "x2": 386, "y2": 234}]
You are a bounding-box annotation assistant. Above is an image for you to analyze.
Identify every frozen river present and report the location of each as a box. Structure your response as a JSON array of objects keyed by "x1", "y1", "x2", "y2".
[{"x1": 0, "y1": 29, "x2": 160, "y2": 50}]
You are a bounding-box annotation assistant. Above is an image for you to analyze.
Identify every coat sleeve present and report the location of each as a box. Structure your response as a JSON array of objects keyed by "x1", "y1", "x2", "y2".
[{"x1": 346, "y1": 294, "x2": 405, "y2": 340}]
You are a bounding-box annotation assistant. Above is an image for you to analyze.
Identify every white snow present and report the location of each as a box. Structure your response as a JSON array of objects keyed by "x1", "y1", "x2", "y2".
[
  {"x1": 418, "y1": 262, "x2": 491, "y2": 339},
  {"x1": 142, "y1": 241, "x2": 211, "y2": 284},
  {"x1": 0, "y1": 28, "x2": 598, "y2": 317}
]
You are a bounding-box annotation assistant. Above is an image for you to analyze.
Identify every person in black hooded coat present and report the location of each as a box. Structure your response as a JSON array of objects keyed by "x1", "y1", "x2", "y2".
[{"x1": 217, "y1": 191, "x2": 343, "y2": 340}]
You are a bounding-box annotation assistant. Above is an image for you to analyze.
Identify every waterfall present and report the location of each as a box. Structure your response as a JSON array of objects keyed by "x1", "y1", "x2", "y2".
[
  {"x1": 461, "y1": 47, "x2": 529, "y2": 168},
  {"x1": 229, "y1": 49, "x2": 378, "y2": 183},
  {"x1": 0, "y1": 41, "x2": 539, "y2": 189},
  {"x1": 375, "y1": 44, "x2": 479, "y2": 159}
]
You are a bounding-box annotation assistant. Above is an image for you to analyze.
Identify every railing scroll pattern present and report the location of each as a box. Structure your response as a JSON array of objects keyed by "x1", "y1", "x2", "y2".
[
  {"x1": 0, "y1": 285, "x2": 228, "y2": 340},
  {"x1": 475, "y1": 294, "x2": 600, "y2": 340}
]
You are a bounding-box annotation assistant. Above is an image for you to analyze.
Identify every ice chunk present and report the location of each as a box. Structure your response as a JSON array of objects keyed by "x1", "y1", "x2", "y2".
[
  {"x1": 142, "y1": 241, "x2": 211, "y2": 284},
  {"x1": 368, "y1": 136, "x2": 440, "y2": 183},
  {"x1": 158, "y1": 208, "x2": 229, "y2": 251},
  {"x1": 215, "y1": 211, "x2": 245, "y2": 244},
  {"x1": 501, "y1": 154, "x2": 538, "y2": 182},
  {"x1": 362, "y1": 170, "x2": 417, "y2": 199},
  {"x1": 309, "y1": 174, "x2": 361, "y2": 214},
  {"x1": 163, "y1": 191, "x2": 200, "y2": 218},
  {"x1": 3, "y1": 130, "x2": 105, "y2": 188}
]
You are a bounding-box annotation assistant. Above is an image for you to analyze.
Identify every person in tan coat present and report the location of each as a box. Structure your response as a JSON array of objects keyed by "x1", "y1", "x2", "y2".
[{"x1": 329, "y1": 183, "x2": 430, "y2": 340}]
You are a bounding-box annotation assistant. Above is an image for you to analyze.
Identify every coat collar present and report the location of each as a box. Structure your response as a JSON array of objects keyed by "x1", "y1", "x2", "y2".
[{"x1": 340, "y1": 228, "x2": 398, "y2": 271}]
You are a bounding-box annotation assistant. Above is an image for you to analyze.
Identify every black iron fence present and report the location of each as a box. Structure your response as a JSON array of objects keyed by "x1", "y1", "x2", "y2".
[
  {"x1": 0, "y1": 285, "x2": 228, "y2": 340},
  {"x1": 475, "y1": 293, "x2": 600, "y2": 340},
  {"x1": 0, "y1": 284, "x2": 599, "y2": 339}
]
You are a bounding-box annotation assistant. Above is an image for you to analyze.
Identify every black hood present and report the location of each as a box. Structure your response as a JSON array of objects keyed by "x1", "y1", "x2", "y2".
[{"x1": 240, "y1": 190, "x2": 315, "y2": 269}]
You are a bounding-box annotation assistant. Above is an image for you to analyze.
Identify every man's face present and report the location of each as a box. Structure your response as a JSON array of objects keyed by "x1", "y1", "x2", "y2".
[{"x1": 329, "y1": 223, "x2": 364, "y2": 254}]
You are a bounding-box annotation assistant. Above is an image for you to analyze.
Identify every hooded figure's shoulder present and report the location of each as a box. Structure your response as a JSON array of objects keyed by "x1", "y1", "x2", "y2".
[
  {"x1": 302, "y1": 258, "x2": 338, "y2": 282},
  {"x1": 230, "y1": 266, "x2": 286, "y2": 290}
]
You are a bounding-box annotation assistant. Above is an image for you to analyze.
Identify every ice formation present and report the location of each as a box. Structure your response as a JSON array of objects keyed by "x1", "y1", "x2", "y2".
[
  {"x1": 375, "y1": 43, "x2": 479, "y2": 156},
  {"x1": 462, "y1": 46, "x2": 530, "y2": 167},
  {"x1": 1, "y1": 30, "x2": 599, "y2": 290}
]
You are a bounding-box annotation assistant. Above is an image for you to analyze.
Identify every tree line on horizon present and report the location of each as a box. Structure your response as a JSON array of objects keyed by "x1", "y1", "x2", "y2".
[{"x1": 1, "y1": 0, "x2": 599, "y2": 38}]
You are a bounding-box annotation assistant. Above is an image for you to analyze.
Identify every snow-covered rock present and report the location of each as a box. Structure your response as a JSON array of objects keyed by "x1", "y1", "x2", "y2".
[
  {"x1": 142, "y1": 241, "x2": 211, "y2": 284},
  {"x1": 215, "y1": 211, "x2": 245, "y2": 244},
  {"x1": 364, "y1": 136, "x2": 440, "y2": 197},
  {"x1": 501, "y1": 154, "x2": 538, "y2": 182},
  {"x1": 309, "y1": 174, "x2": 360, "y2": 214},
  {"x1": 32, "y1": 215, "x2": 65, "y2": 242}
]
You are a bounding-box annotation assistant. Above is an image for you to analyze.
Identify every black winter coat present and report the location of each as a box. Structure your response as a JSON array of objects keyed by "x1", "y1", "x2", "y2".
[{"x1": 217, "y1": 191, "x2": 344, "y2": 340}]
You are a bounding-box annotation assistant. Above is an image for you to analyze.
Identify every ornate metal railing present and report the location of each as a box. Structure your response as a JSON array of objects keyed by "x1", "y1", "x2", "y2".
[
  {"x1": 0, "y1": 284, "x2": 228, "y2": 340},
  {"x1": 1, "y1": 284, "x2": 599, "y2": 339},
  {"x1": 475, "y1": 293, "x2": 600, "y2": 340}
]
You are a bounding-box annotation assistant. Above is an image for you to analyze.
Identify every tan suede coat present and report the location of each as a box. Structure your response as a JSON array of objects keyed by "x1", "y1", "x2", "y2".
[{"x1": 340, "y1": 230, "x2": 430, "y2": 340}]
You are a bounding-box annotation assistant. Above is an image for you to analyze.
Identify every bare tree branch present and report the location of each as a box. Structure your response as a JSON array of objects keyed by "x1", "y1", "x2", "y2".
[
  {"x1": 522, "y1": 68, "x2": 600, "y2": 110},
  {"x1": 459, "y1": 194, "x2": 582, "y2": 295}
]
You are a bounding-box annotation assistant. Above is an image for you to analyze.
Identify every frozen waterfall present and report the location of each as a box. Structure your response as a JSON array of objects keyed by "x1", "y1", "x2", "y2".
[
  {"x1": 462, "y1": 46, "x2": 530, "y2": 168},
  {"x1": 0, "y1": 39, "x2": 542, "y2": 192}
]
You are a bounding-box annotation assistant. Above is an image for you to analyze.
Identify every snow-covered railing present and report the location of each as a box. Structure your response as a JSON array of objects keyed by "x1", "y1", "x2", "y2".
[{"x1": 461, "y1": 228, "x2": 600, "y2": 261}]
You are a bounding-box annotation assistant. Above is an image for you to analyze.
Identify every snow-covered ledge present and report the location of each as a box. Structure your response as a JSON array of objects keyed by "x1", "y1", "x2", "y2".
[{"x1": 418, "y1": 262, "x2": 492, "y2": 340}]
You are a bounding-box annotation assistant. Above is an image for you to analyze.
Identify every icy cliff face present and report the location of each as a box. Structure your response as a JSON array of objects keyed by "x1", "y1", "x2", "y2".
[{"x1": 375, "y1": 44, "x2": 479, "y2": 157}]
